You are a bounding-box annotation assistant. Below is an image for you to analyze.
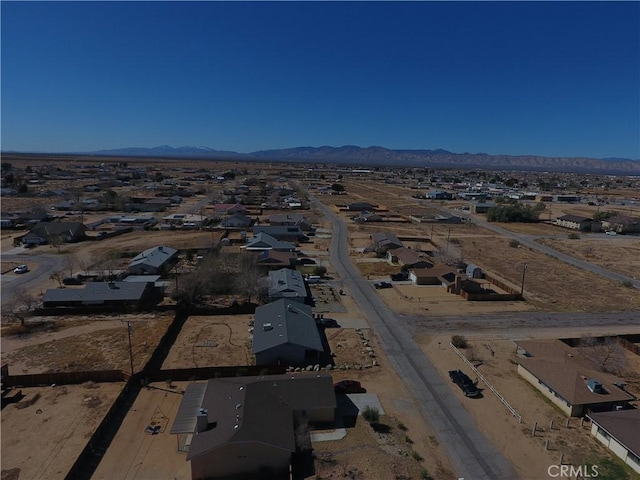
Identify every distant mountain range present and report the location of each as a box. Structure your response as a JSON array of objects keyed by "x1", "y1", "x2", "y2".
[{"x1": 8, "y1": 145, "x2": 640, "y2": 175}]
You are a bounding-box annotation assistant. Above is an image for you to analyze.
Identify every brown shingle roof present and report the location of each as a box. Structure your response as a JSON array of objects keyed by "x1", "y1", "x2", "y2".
[
  {"x1": 517, "y1": 341, "x2": 634, "y2": 407},
  {"x1": 588, "y1": 409, "x2": 640, "y2": 457},
  {"x1": 187, "y1": 373, "x2": 335, "y2": 460}
]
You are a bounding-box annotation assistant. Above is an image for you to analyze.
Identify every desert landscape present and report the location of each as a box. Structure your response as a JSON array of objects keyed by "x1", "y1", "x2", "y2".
[{"x1": 1, "y1": 155, "x2": 639, "y2": 480}]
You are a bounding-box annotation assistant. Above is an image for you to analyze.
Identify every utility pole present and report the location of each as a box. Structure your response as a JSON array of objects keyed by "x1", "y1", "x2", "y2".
[
  {"x1": 123, "y1": 321, "x2": 134, "y2": 375},
  {"x1": 520, "y1": 263, "x2": 528, "y2": 299}
]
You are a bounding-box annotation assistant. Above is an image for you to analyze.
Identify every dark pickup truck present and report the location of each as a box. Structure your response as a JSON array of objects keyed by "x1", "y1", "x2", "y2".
[{"x1": 448, "y1": 369, "x2": 480, "y2": 397}]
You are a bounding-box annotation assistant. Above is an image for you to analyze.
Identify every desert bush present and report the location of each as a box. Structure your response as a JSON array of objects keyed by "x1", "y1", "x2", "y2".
[
  {"x1": 362, "y1": 406, "x2": 380, "y2": 424},
  {"x1": 509, "y1": 239, "x2": 521, "y2": 248},
  {"x1": 451, "y1": 335, "x2": 468, "y2": 348},
  {"x1": 568, "y1": 232, "x2": 580, "y2": 239}
]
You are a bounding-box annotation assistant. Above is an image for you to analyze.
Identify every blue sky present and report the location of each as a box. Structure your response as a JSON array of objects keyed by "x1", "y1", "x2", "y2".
[{"x1": 2, "y1": 1, "x2": 639, "y2": 159}]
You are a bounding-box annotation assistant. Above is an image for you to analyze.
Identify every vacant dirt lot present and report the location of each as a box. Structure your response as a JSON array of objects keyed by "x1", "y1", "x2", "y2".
[
  {"x1": 1, "y1": 382, "x2": 123, "y2": 480},
  {"x1": 1, "y1": 312, "x2": 173, "y2": 374},
  {"x1": 162, "y1": 315, "x2": 253, "y2": 369},
  {"x1": 537, "y1": 236, "x2": 640, "y2": 279},
  {"x1": 419, "y1": 334, "x2": 640, "y2": 480}
]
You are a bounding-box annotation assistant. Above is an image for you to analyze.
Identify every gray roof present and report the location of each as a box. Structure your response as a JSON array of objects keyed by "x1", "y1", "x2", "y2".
[
  {"x1": 588, "y1": 409, "x2": 640, "y2": 457},
  {"x1": 29, "y1": 221, "x2": 86, "y2": 238},
  {"x1": 268, "y1": 269, "x2": 307, "y2": 299},
  {"x1": 185, "y1": 373, "x2": 335, "y2": 460},
  {"x1": 556, "y1": 214, "x2": 592, "y2": 223},
  {"x1": 269, "y1": 213, "x2": 310, "y2": 225},
  {"x1": 252, "y1": 225, "x2": 307, "y2": 240},
  {"x1": 170, "y1": 382, "x2": 208, "y2": 434},
  {"x1": 245, "y1": 232, "x2": 296, "y2": 251},
  {"x1": 371, "y1": 231, "x2": 403, "y2": 250},
  {"x1": 252, "y1": 299, "x2": 323, "y2": 354},
  {"x1": 129, "y1": 245, "x2": 177, "y2": 270},
  {"x1": 42, "y1": 281, "x2": 150, "y2": 304},
  {"x1": 122, "y1": 275, "x2": 161, "y2": 283}
]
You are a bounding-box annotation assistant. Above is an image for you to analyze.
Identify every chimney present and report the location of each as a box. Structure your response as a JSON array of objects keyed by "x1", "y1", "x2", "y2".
[{"x1": 196, "y1": 408, "x2": 209, "y2": 433}]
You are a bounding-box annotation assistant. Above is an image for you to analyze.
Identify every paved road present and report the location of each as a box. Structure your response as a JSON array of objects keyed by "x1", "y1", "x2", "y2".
[
  {"x1": 313, "y1": 198, "x2": 518, "y2": 480},
  {"x1": 1, "y1": 252, "x2": 66, "y2": 307}
]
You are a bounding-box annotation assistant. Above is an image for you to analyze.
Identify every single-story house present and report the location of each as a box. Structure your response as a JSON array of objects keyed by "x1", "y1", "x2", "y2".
[
  {"x1": 252, "y1": 299, "x2": 323, "y2": 366},
  {"x1": 268, "y1": 268, "x2": 309, "y2": 304},
  {"x1": 469, "y1": 202, "x2": 496, "y2": 214},
  {"x1": 587, "y1": 409, "x2": 640, "y2": 474},
  {"x1": 254, "y1": 250, "x2": 299, "y2": 269},
  {"x1": 42, "y1": 281, "x2": 160, "y2": 309},
  {"x1": 434, "y1": 214, "x2": 463, "y2": 224},
  {"x1": 244, "y1": 233, "x2": 297, "y2": 252},
  {"x1": 128, "y1": 245, "x2": 178, "y2": 275},
  {"x1": 516, "y1": 340, "x2": 634, "y2": 417},
  {"x1": 219, "y1": 213, "x2": 253, "y2": 229},
  {"x1": 268, "y1": 213, "x2": 313, "y2": 231},
  {"x1": 22, "y1": 222, "x2": 86, "y2": 246},
  {"x1": 370, "y1": 232, "x2": 403, "y2": 254},
  {"x1": 170, "y1": 373, "x2": 336, "y2": 479},
  {"x1": 427, "y1": 191, "x2": 453, "y2": 200},
  {"x1": 252, "y1": 226, "x2": 308, "y2": 243},
  {"x1": 213, "y1": 203, "x2": 247, "y2": 215},
  {"x1": 162, "y1": 213, "x2": 209, "y2": 228},
  {"x1": 409, "y1": 265, "x2": 457, "y2": 286},
  {"x1": 386, "y1": 247, "x2": 433, "y2": 269},
  {"x1": 554, "y1": 215, "x2": 600, "y2": 232},
  {"x1": 353, "y1": 213, "x2": 383, "y2": 223}
]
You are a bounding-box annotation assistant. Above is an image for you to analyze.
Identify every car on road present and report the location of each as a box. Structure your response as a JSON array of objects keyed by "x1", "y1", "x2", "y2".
[
  {"x1": 374, "y1": 281, "x2": 392, "y2": 289},
  {"x1": 334, "y1": 380, "x2": 365, "y2": 394},
  {"x1": 605, "y1": 231, "x2": 617, "y2": 236},
  {"x1": 448, "y1": 369, "x2": 480, "y2": 397},
  {"x1": 13, "y1": 265, "x2": 29, "y2": 274}
]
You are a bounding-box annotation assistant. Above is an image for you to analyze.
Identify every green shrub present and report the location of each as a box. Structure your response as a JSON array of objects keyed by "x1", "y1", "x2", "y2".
[{"x1": 362, "y1": 406, "x2": 380, "y2": 424}]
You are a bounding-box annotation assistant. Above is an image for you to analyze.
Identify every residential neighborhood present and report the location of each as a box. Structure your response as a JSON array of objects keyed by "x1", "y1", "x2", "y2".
[{"x1": 1, "y1": 155, "x2": 639, "y2": 480}]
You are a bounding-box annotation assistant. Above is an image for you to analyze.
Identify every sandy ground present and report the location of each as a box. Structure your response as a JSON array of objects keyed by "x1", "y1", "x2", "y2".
[
  {"x1": 419, "y1": 334, "x2": 640, "y2": 480},
  {"x1": 1, "y1": 312, "x2": 174, "y2": 374},
  {"x1": 162, "y1": 315, "x2": 253, "y2": 369},
  {"x1": 1, "y1": 382, "x2": 123, "y2": 480},
  {"x1": 91, "y1": 382, "x2": 192, "y2": 480}
]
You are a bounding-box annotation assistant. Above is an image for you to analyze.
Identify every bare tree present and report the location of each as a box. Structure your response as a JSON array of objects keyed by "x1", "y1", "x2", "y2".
[
  {"x1": 235, "y1": 252, "x2": 265, "y2": 303},
  {"x1": 49, "y1": 271, "x2": 65, "y2": 287},
  {"x1": 579, "y1": 336, "x2": 628, "y2": 374},
  {"x1": 66, "y1": 253, "x2": 78, "y2": 278},
  {"x1": 5, "y1": 289, "x2": 39, "y2": 327}
]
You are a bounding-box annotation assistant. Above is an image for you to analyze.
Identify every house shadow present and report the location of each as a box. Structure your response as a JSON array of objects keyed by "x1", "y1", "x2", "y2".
[
  {"x1": 335, "y1": 394, "x2": 360, "y2": 428},
  {"x1": 317, "y1": 326, "x2": 335, "y2": 367}
]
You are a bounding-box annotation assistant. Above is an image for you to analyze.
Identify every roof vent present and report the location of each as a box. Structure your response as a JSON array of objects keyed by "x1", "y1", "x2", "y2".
[
  {"x1": 235, "y1": 403, "x2": 242, "y2": 410},
  {"x1": 263, "y1": 323, "x2": 273, "y2": 331}
]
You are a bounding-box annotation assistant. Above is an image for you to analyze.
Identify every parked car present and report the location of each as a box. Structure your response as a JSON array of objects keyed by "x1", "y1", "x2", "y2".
[
  {"x1": 334, "y1": 380, "x2": 365, "y2": 394},
  {"x1": 448, "y1": 369, "x2": 480, "y2": 397},
  {"x1": 605, "y1": 231, "x2": 617, "y2": 236},
  {"x1": 374, "y1": 281, "x2": 392, "y2": 289},
  {"x1": 319, "y1": 318, "x2": 340, "y2": 328},
  {"x1": 13, "y1": 264, "x2": 29, "y2": 274},
  {"x1": 390, "y1": 272, "x2": 409, "y2": 281}
]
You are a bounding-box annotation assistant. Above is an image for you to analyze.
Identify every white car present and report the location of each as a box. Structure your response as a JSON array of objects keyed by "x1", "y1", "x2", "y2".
[
  {"x1": 605, "y1": 231, "x2": 617, "y2": 236},
  {"x1": 14, "y1": 264, "x2": 29, "y2": 274}
]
